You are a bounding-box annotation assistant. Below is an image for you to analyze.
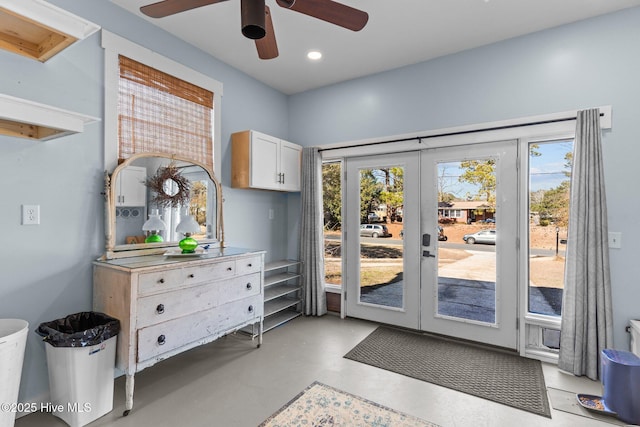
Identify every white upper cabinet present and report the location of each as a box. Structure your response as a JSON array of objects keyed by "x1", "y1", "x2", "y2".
[
  {"x1": 231, "y1": 130, "x2": 302, "y2": 192},
  {"x1": 116, "y1": 165, "x2": 146, "y2": 207}
]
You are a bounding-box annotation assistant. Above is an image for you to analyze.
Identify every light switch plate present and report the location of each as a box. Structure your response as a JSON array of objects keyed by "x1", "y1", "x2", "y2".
[{"x1": 608, "y1": 232, "x2": 621, "y2": 249}]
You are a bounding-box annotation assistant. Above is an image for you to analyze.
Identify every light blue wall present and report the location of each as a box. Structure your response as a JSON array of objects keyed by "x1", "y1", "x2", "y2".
[
  {"x1": 0, "y1": 0, "x2": 292, "y2": 403},
  {"x1": 3, "y1": 0, "x2": 638, "y2": 405},
  {"x1": 288, "y1": 8, "x2": 640, "y2": 350}
]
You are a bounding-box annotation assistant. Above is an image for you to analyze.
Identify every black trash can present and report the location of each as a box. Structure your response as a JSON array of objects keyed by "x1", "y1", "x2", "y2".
[{"x1": 36, "y1": 312, "x2": 120, "y2": 427}]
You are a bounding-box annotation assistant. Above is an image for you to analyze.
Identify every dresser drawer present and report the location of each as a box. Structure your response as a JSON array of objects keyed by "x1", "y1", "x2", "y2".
[
  {"x1": 138, "y1": 259, "x2": 236, "y2": 295},
  {"x1": 136, "y1": 273, "x2": 262, "y2": 328},
  {"x1": 235, "y1": 255, "x2": 262, "y2": 275},
  {"x1": 137, "y1": 295, "x2": 263, "y2": 362}
]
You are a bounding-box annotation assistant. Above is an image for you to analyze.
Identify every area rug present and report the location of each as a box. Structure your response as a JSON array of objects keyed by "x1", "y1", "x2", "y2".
[
  {"x1": 344, "y1": 326, "x2": 551, "y2": 418},
  {"x1": 259, "y1": 381, "x2": 439, "y2": 427}
]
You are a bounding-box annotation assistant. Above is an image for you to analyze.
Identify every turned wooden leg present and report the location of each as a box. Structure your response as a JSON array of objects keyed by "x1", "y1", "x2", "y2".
[{"x1": 123, "y1": 374, "x2": 135, "y2": 416}]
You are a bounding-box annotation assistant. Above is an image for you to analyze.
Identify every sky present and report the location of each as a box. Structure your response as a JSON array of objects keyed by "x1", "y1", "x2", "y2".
[
  {"x1": 437, "y1": 139, "x2": 573, "y2": 199},
  {"x1": 529, "y1": 140, "x2": 573, "y2": 192}
]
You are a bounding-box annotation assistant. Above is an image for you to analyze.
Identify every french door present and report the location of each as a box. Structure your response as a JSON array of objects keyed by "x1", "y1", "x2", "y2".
[
  {"x1": 344, "y1": 153, "x2": 421, "y2": 329},
  {"x1": 344, "y1": 141, "x2": 519, "y2": 349},
  {"x1": 420, "y1": 141, "x2": 518, "y2": 349}
]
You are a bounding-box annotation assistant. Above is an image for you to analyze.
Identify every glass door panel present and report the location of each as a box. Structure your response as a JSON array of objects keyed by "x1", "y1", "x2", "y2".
[
  {"x1": 421, "y1": 141, "x2": 518, "y2": 349},
  {"x1": 345, "y1": 153, "x2": 420, "y2": 329},
  {"x1": 435, "y1": 160, "x2": 497, "y2": 324},
  {"x1": 322, "y1": 161, "x2": 343, "y2": 288},
  {"x1": 357, "y1": 166, "x2": 404, "y2": 309},
  {"x1": 527, "y1": 140, "x2": 573, "y2": 317}
]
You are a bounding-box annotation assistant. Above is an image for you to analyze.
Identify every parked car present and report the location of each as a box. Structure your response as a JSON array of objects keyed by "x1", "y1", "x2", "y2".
[
  {"x1": 462, "y1": 229, "x2": 496, "y2": 245},
  {"x1": 479, "y1": 218, "x2": 495, "y2": 224},
  {"x1": 360, "y1": 224, "x2": 391, "y2": 238},
  {"x1": 367, "y1": 212, "x2": 381, "y2": 222}
]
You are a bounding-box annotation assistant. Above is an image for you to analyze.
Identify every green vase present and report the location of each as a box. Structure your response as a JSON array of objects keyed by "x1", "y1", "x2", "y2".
[
  {"x1": 179, "y1": 235, "x2": 198, "y2": 253},
  {"x1": 145, "y1": 233, "x2": 164, "y2": 243}
]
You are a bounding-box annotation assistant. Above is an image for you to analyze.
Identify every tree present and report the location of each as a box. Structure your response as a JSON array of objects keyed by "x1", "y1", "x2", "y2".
[
  {"x1": 189, "y1": 181, "x2": 208, "y2": 225},
  {"x1": 532, "y1": 181, "x2": 571, "y2": 227},
  {"x1": 376, "y1": 167, "x2": 404, "y2": 220},
  {"x1": 438, "y1": 164, "x2": 460, "y2": 202},
  {"x1": 564, "y1": 151, "x2": 573, "y2": 178},
  {"x1": 322, "y1": 163, "x2": 342, "y2": 230},
  {"x1": 359, "y1": 169, "x2": 381, "y2": 222},
  {"x1": 459, "y1": 159, "x2": 496, "y2": 204}
]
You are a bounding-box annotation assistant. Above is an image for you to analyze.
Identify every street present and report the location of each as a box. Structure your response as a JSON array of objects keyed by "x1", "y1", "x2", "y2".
[{"x1": 325, "y1": 234, "x2": 566, "y2": 257}]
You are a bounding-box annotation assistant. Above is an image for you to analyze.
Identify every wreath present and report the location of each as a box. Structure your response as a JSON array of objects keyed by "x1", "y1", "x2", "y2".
[{"x1": 145, "y1": 163, "x2": 191, "y2": 208}]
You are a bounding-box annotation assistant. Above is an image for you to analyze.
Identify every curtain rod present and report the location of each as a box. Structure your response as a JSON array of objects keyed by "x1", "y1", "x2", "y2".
[{"x1": 318, "y1": 112, "x2": 604, "y2": 152}]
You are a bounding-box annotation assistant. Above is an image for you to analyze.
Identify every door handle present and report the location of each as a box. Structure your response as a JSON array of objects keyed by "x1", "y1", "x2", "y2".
[
  {"x1": 422, "y1": 250, "x2": 435, "y2": 258},
  {"x1": 422, "y1": 233, "x2": 431, "y2": 246}
]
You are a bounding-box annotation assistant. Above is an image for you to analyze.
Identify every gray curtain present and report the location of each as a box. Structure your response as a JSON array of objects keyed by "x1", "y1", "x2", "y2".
[
  {"x1": 299, "y1": 147, "x2": 327, "y2": 316},
  {"x1": 558, "y1": 108, "x2": 613, "y2": 380}
]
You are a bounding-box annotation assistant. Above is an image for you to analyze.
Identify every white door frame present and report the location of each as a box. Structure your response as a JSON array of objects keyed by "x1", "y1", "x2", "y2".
[
  {"x1": 420, "y1": 141, "x2": 519, "y2": 349},
  {"x1": 344, "y1": 152, "x2": 421, "y2": 329},
  {"x1": 343, "y1": 142, "x2": 519, "y2": 349}
]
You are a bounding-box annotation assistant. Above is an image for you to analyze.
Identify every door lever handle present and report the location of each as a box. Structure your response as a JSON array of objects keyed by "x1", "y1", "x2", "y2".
[{"x1": 422, "y1": 250, "x2": 435, "y2": 258}]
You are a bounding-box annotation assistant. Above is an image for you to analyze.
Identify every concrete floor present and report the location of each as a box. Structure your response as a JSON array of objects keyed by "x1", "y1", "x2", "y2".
[{"x1": 16, "y1": 315, "x2": 615, "y2": 427}]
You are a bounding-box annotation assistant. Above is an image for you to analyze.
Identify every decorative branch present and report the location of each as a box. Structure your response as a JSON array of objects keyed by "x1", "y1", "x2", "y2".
[{"x1": 145, "y1": 163, "x2": 191, "y2": 208}]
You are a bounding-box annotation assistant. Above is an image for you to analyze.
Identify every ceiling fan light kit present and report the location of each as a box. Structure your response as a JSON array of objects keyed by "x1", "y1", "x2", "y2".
[
  {"x1": 241, "y1": 0, "x2": 266, "y2": 40},
  {"x1": 140, "y1": 0, "x2": 368, "y2": 60}
]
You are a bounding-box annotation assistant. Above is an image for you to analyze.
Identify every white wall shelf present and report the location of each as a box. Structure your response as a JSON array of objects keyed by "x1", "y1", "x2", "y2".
[
  {"x1": 243, "y1": 259, "x2": 302, "y2": 336},
  {"x1": 262, "y1": 260, "x2": 302, "y2": 332},
  {"x1": 0, "y1": 0, "x2": 99, "y2": 62},
  {"x1": 0, "y1": 94, "x2": 99, "y2": 140}
]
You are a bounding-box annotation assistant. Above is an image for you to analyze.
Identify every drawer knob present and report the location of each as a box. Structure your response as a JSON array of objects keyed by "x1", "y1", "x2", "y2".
[
  {"x1": 248, "y1": 305, "x2": 254, "y2": 313},
  {"x1": 156, "y1": 304, "x2": 165, "y2": 314},
  {"x1": 226, "y1": 267, "x2": 232, "y2": 271},
  {"x1": 248, "y1": 263, "x2": 252, "y2": 267},
  {"x1": 188, "y1": 273, "x2": 195, "y2": 278},
  {"x1": 246, "y1": 283, "x2": 252, "y2": 290},
  {"x1": 157, "y1": 335, "x2": 166, "y2": 345},
  {"x1": 158, "y1": 278, "x2": 165, "y2": 284}
]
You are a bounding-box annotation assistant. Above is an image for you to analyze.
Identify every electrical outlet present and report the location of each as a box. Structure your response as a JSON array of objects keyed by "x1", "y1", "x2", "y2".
[
  {"x1": 608, "y1": 232, "x2": 621, "y2": 249},
  {"x1": 22, "y1": 205, "x2": 40, "y2": 225}
]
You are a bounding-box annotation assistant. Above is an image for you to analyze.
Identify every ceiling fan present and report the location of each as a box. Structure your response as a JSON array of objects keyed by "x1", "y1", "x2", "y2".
[{"x1": 140, "y1": 0, "x2": 369, "y2": 60}]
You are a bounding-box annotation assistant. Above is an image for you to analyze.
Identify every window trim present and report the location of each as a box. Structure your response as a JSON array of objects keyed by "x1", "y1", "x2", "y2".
[
  {"x1": 101, "y1": 30, "x2": 223, "y2": 175},
  {"x1": 320, "y1": 106, "x2": 610, "y2": 160},
  {"x1": 518, "y1": 133, "x2": 574, "y2": 362}
]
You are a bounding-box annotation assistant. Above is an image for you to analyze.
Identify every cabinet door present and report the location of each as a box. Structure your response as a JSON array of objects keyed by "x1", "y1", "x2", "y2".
[
  {"x1": 250, "y1": 132, "x2": 280, "y2": 190},
  {"x1": 279, "y1": 140, "x2": 302, "y2": 192},
  {"x1": 117, "y1": 166, "x2": 147, "y2": 207}
]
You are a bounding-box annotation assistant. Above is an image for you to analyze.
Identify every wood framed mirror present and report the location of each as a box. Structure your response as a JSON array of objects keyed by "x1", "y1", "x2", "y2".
[{"x1": 102, "y1": 152, "x2": 223, "y2": 259}]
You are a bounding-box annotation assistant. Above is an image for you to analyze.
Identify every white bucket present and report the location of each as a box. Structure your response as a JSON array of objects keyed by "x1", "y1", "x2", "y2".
[
  {"x1": 0, "y1": 319, "x2": 29, "y2": 427},
  {"x1": 45, "y1": 335, "x2": 116, "y2": 427},
  {"x1": 630, "y1": 319, "x2": 640, "y2": 357}
]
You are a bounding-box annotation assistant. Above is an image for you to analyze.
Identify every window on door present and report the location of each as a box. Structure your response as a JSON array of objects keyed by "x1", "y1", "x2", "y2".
[{"x1": 435, "y1": 159, "x2": 498, "y2": 324}]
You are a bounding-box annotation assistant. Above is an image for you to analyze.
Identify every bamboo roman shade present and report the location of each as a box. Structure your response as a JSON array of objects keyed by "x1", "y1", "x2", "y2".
[{"x1": 117, "y1": 55, "x2": 214, "y2": 169}]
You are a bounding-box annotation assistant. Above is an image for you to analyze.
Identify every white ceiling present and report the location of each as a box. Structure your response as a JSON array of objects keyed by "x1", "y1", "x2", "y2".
[{"x1": 112, "y1": 0, "x2": 640, "y2": 95}]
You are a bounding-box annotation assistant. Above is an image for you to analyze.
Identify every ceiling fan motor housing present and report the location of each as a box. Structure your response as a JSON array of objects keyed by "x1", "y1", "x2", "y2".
[{"x1": 241, "y1": 0, "x2": 266, "y2": 39}]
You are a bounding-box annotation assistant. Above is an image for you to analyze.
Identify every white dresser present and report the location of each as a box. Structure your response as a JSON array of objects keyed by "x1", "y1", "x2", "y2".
[{"x1": 93, "y1": 247, "x2": 264, "y2": 415}]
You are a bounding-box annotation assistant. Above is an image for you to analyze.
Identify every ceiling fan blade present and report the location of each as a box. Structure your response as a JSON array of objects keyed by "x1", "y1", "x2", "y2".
[
  {"x1": 140, "y1": 0, "x2": 230, "y2": 18},
  {"x1": 255, "y1": 6, "x2": 279, "y2": 59},
  {"x1": 275, "y1": 0, "x2": 368, "y2": 31}
]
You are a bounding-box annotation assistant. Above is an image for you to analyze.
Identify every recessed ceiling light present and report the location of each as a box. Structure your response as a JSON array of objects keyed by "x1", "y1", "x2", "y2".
[{"x1": 307, "y1": 51, "x2": 322, "y2": 60}]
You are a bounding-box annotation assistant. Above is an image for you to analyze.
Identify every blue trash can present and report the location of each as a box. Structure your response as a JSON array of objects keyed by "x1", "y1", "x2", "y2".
[{"x1": 601, "y1": 349, "x2": 640, "y2": 424}]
